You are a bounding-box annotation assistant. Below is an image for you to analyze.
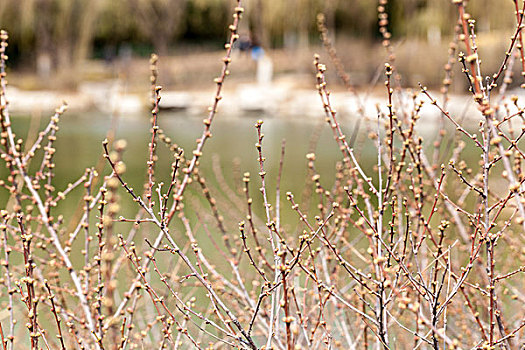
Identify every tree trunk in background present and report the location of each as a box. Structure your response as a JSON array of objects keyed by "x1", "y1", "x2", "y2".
[
  {"x1": 0, "y1": 1, "x2": 7, "y2": 20},
  {"x1": 130, "y1": 0, "x2": 187, "y2": 57},
  {"x1": 73, "y1": 0, "x2": 101, "y2": 68},
  {"x1": 22, "y1": 0, "x2": 101, "y2": 78},
  {"x1": 35, "y1": 0, "x2": 53, "y2": 79},
  {"x1": 249, "y1": 0, "x2": 268, "y2": 48},
  {"x1": 297, "y1": 0, "x2": 309, "y2": 50},
  {"x1": 283, "y1": 0, "x2": 298, "y2": 49},
  {"x1": 55, "y1": 0, "x2": 74, "y2": 70}
]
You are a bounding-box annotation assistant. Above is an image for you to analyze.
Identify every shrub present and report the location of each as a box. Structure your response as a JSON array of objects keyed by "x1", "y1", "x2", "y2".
[{"x1": 0, "y1": 1, "x2": 524, "y2": 349}]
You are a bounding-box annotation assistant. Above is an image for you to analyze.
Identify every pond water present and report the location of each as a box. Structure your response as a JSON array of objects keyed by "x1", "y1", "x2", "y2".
[{"x1": 1, "y1": 110, "x2": 381, "y2": 221}]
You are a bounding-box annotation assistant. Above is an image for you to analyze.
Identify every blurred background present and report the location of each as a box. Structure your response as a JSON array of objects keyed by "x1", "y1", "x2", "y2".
[{"x1": 0, "y1": 0, "x2": 517, "y2": 94}]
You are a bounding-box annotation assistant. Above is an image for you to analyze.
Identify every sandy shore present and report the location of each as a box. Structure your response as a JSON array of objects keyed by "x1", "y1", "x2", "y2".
[{"x1": 6, "y1": 77, "x2": 504, "y2": 135}]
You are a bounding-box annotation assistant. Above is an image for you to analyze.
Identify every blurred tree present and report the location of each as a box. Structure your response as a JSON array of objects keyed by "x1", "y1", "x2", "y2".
[
  {"x1": 73, "y1": 0, "x2": 102, "y2": 66},
  {"x1": 2, "y1": 0, "x2": 101, "y2": 76},
  {"x1": 262, "y1": 0, "x2": 323, "y2": 48},
  {"x1": 129, "y1": 0, "x2": 187, "y2": 56},
  {"x1": 331, "y1": 0, "x2": 375, "y2": 38},
  {"x1": 35, "y1": 0, "x2": 53, "y2": 78},
  {"x1": 387, "y1": 0, "x2": 513, "y2": 38},
  {"x1": 467, "y1": 0, "x2": 514, "y2": 32},
  {"x1": 0, "y1": 0, "x2": 519, "y2": 74},
  {"x1": 183, "y1": 0, "x2": 229, "y2": 44},
  {"x1": 297, "y1": 0, "x2": 312, "y2": 49},
  {"x1": 0, "y1": 1, "x2": 7, "y2": 20},
  {"x1": 52, "y1": 0, "x2": 102, "y2": 70},
  {"x1": 96, "y1": 0, "x2": 137, "y2": 44},
  {"x1": 247, "y1": 0, "x2": 268, "y2": 47}
]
